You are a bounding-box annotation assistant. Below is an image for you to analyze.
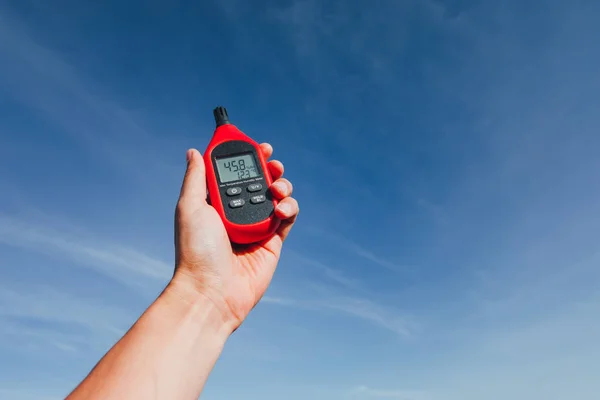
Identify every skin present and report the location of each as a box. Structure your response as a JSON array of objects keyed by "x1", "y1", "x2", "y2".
[{"x1": 66, "y1": 143, "x2": 299, "y2": 400}]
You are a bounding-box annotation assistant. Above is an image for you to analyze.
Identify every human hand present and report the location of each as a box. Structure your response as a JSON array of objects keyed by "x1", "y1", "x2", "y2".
[{"x1": 168, "y1": 143, "x2": 298, "y2": 333}]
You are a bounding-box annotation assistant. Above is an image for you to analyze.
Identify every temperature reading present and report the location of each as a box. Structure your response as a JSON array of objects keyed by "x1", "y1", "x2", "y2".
[
  {"x1": 216, "y1": 154, "x2": 259, "y2": 183},
  {"x1": 238, "y1": 169, "x2": 251, "y2": 179}
]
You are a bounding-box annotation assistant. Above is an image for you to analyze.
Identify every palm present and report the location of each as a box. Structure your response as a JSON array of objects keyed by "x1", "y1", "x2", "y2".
[{"x1": 232, "y1": 235, "x2": 282, "y2": 300}]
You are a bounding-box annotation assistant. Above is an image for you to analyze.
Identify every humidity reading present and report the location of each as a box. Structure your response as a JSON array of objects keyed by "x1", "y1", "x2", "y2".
[{"x1": 216, "y1": 153, "x2": 259, "y2": 183}]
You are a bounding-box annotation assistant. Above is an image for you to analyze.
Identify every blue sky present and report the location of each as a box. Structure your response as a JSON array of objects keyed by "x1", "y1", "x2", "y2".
[{"x1": 1, "y1": 0, "x2": 600, "y2": 399}]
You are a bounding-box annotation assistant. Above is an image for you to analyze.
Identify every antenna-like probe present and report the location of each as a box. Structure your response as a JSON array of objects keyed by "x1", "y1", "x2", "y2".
[{"x1": 213, "y1": 106, "x2": 231, "y2": 127}]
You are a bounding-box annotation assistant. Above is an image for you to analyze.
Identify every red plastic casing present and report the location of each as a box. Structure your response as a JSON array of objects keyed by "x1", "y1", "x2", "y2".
[{"x1": 203, "y1": 123, "x2": 280, "y2": 244}]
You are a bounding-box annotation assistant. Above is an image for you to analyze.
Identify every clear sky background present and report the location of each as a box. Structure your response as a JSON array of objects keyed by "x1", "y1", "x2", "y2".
[{"x1": 1, "y1": 0, "x2": 600, "y2": 399}]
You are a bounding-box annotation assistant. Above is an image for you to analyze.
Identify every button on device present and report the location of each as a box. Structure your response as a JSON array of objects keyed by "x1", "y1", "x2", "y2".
[
  {"x1": 229, "y1": 199, "x2": 245, "y2": 208},
  {"x1": 226, "y1": 187, "x2": 242, "y2": 196},
  {"x1": 250, "y1": 194, "x2": 266, "y2": 204},
  {"x1": 247, "y1": 183, "x2": 262, "y2": 192}
]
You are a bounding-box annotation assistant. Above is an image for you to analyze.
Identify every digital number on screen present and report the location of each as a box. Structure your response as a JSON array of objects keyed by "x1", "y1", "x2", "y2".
[{"x1": 216, "y1": 154, "x2": 260, "y2": 183}]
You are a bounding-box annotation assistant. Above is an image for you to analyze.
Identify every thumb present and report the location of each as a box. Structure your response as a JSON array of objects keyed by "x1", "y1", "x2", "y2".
[{"x1": 178, "y1": 148, "x2": 207, "y2": 206}]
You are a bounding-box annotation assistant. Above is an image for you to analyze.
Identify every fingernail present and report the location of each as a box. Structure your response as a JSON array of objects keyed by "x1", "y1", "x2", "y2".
[
  {"x1": 186, "y1": 149, "x2": 194, "y2": 162},
  {"x1": 277, "y1": 203, "x2": 291, "y2": 214},
  {"x1": 272, "y1": 182, "x2": 286, "y2": 193}
]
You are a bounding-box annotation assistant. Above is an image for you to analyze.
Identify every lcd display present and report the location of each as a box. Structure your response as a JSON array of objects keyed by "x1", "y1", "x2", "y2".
[{"x1": 216, "y1": 153, "x2": 260, "y2": 183}]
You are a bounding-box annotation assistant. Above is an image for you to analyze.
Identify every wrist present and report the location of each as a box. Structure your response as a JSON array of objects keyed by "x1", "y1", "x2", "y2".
[{"x1": 164, "y1": 273, "x2": 238, "y2": 337}]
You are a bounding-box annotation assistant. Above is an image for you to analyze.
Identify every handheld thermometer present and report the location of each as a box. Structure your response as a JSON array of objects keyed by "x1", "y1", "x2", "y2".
[{"x1": 203, "y1": 106, "x2": 280, "y2": 244}]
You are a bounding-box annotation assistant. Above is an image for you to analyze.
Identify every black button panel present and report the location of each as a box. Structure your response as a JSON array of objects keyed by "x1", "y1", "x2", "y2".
[
  {"x1": 229, "y1": 199, "x2": 245, "y2": 208},
  {"x1": 250, "y1": 194, "x2": 266, "y2": 204},
  {"x1": 226, "y1": 187, "x2": 242, "y2": 196},
  {"x1": 247, "y1": 183, "x2": 262, "y2": 192}
]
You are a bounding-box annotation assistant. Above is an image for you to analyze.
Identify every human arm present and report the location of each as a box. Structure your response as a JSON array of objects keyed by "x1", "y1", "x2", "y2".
[{"x1": 66, "y1": 144, "x2": 298, "y2": 399}]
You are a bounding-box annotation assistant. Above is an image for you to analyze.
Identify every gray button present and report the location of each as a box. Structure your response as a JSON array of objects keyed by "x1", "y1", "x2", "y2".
[
  {"x1": 250, "y1": 194, "x2": 266, "y2": 204},
  {"x1": 247, "y1": 183, "x2": 262, "y2": 192},
  {"x1": 229, "y1": 199, "x2": 245, "y2": 208},
  {"x1": 226, "y1": 187, "x2": 242, "y2": 196}
]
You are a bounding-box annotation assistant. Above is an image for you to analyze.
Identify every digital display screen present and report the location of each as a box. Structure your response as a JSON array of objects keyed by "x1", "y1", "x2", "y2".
[{"x1": 216, "y1": 153, "x2": 260, "y2": 183}]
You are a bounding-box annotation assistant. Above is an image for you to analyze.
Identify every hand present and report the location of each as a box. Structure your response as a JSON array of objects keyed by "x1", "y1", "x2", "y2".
[{"x1": 169, "y1": 143, "x2": 299, "y2": 332}]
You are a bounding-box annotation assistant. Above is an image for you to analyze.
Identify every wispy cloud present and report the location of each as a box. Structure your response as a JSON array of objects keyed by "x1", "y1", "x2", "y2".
[
  {"x1": 0, "y1": 283, "x2": 135, "y2": 357},
  {"x1": 302, "y1": 226, "x2": 411, "y2": 273},
  {"x1": 0, "y1": 213, "x2": 172, "y2": 290},
  {"x1": 325, "y1": 296, "x2": 414, "y2": 336},
  {"x1": 263, "y1": 294, "x2": 414, "y2": 336},
  {"x1": 0, "y1": 8, "x2": 181, "y2": 183},
  {"x1": 0, "y1": 211, "x2": 413, "y2": 339},
  {"x1": 270, "y1": 246, "x2": 415, "y2": 335},
  {"x1": 0, "y1": 388, "x2": 61, "y2": 400},
  {"x1": 286, "y1": 249, "x2": 364, "y2": 291},
  {"x1": 1, "y1": 320, "x2": 80, "y2": 353},
  {"x1": 261, "y1": 296, "x2": 298, "y2": 306},
  {"x1": 0, "y1": 284, "x2": 131, "y2": 335},
  {"x1": 353, "y1": 385, "x2": 429, "y2": 399},
  {"x1": 263, "y1": 0, "x2": 466, "y2": 100}
]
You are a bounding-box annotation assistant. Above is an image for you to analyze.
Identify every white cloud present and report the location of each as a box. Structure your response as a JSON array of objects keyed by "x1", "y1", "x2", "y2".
[
  {"x1": 274, "y1": 250, "x2": 415, "y2": 335},
  {"x1": 0, "y1": 388, "x2": 61, "y2": 400},
  {"x1": 0, "y1": 284, "x2": 132, "y2": 335},
  {"x1": 429, "y1": 294, "x2": 600, "y2": 400},
  {"x1": 262, "y1": 293, "x2": 414, "y2": 336},
  {"x1": 261, "y1": 296, "x2": 298, "y2": 306},
  {"x1": 353, "y1": 385, "x2": 429, "y2": 399},
  {"x1": 302, "y1": 227, "x2": 410, "y2": 273},
  {"x1": 0, "y1": 283, "x2": 136, "y2": 358},
  {"x1": 0, "y1": 212, "x2": 171, "y2": 355},
  {"x1": 0, "y1": 213, "x2": 172, "y2": 290},
  {"x1": 325, "y1": 296, "x2": 413, "y2": 336},
  {"x1": 1, "y1": 320, "x2": 80, "y2": 353},
  {"x1": 285, "y1": 249, "x2": 365, "y2": 291},
  {"x1": 0, "y1": 8, "x2": 182, "y2": 184}
]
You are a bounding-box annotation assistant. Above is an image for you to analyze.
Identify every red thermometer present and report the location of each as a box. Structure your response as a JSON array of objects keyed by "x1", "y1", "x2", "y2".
[{"x1": 203, "y1": 106, "x2": 280, "y2": 244}]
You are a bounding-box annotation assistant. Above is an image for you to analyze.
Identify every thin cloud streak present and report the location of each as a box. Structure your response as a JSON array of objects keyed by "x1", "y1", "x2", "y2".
[
  {"x1": 262, "y1": 294, "x2": 413, "y2": 336},
  {"x1": 0, "y1": 388, "x2": 61, "y2": 400},
  {"x1": 0, "y1": 284, "x2": 132, "y2": 335},
  {"x1": 0, "y1": 9, "x2": 181, "y2": 183},
  {"x1": 286, "y1": 249, "x2": 364, "y2": 291},
  {"x1": 0, "y1": 214, "x2": 172, "y2": 290},
  {"x1": 1, "y1": 319, "x2": 81, "y2": 353},
  {"x1": 0, "y1": 283, "x2": 135, "y2": 359},
  {"x1": 303, "y1": 226, "x2": 411, "y2": 273},
  {"x1": 0, "y1": 212, "x2": 412, "y2": 338},
  {"x1": 353, "y1": 385, "x2": 430, "y2": 399}
]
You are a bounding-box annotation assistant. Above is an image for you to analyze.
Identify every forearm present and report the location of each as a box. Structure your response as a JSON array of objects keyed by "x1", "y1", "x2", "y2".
[{"x1": 67, "y1": 277, "x2": 233, "y2": 400}]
